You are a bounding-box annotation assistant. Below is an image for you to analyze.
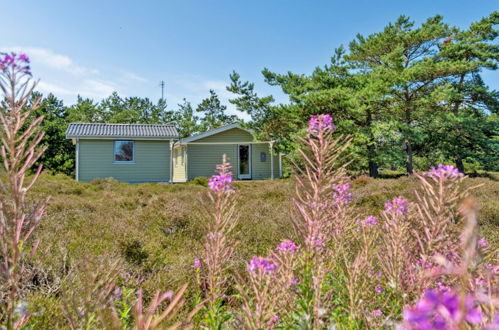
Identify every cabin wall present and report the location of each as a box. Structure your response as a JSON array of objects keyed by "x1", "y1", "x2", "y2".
[
  {"x1": 186, "y1": 128, "x2": 252, "y2": 180},
  {"x1": 78, "y1": 139, "x2": 170, "y2": 183}
]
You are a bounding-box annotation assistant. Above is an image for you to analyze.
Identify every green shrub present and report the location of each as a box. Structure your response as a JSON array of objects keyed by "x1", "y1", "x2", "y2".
[{"x1": 189, "y1": 176, "x2": 208, "y2": 187}]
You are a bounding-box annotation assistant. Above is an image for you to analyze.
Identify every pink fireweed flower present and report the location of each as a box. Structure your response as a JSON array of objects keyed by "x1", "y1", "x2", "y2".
[
  {"x1": 247, "y1": 257, "x2": 277, "y2": 273},
  {"x1": 375, "y1": 286, "x2": 384, "y2": 294},
  {"x1": 18, "y1": 53, "x2": 30, "y2": 63},
  {"x1": 192, "y1": 258, "x2": 201, "y2": 269},
  {"x1": 371, "y1": 309, "x2": 383, "y2": 317},
  {"x1": 208, "y1": 171, "x2": 234, "y2": 192},
  {"x1": 0, "y1": 52, "x2": 32, "y2": 75},
  {"x1": 425, "y1": 164, "x2": 464, "y2": 180},
  {"x1": 478, "y1": 236, "x2": 489, "y2": 249},
  {"x1": 384, "y1": 197, "x2": 409, "y2": 215},
  {"x1": 276, "y1": 239, "x2": 299, "y2": 253},
  {"x1": 308, "y1": 114, "x2": 335, "y2": 136},
  {"x1": 402, "y1": 289, "x2": 482, "y2": 329},
  {"x1": 332, "y1": 183, "x2": 352, "y2": 206}
]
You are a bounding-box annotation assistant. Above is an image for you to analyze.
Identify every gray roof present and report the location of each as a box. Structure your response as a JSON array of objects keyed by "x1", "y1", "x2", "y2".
[{"x1": 66, "y1": 123, "x2": 179, "y2": 139}]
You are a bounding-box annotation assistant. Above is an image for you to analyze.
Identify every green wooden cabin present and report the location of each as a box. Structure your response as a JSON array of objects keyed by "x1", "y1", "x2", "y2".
[
  {"x1": 172, "y1": 124, "x2": 281, "y2": 182},
  {"x1": 66, "y1": 123, "x2": 178, "y2": 183},
  {"x1": 66, "y1": 123, "x2": 281, "y2": 183}
]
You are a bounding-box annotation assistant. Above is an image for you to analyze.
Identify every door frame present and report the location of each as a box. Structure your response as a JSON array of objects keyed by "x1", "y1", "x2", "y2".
[{"x1": 237, "y1": 144, "x2": 252, "y2": 179}]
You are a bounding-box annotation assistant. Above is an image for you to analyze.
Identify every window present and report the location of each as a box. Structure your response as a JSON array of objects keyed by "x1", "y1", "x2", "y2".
[
  {"x1": 260, "y1": 152, "x2": 267, "y2": 162},
  {"x1": 114, "y1": 141, "x2": 134, "y2": 162}
]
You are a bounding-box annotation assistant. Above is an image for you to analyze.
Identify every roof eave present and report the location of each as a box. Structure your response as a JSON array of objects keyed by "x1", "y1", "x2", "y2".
[
  {"x1": 66, "y1": 135, "x2": 179, "y2": 140},
  {"x1": 181, "y1": 123, "x2": 253, "y2": 143}
]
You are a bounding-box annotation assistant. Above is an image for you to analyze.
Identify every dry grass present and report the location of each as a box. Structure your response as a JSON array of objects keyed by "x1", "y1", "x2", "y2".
[{"x1": 26, "y1": 173, "x2": 498, "y2": 327}]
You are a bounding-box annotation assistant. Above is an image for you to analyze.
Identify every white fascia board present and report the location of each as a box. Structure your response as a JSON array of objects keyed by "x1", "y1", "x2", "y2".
[{"x1": 181, "y1": 123, "x2": 254, "y2": 143}]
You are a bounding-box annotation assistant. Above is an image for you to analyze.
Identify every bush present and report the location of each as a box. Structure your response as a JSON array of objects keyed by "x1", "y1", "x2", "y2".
[{"x1": 188, "y1": 176, "x2": 208, "y2": 187}]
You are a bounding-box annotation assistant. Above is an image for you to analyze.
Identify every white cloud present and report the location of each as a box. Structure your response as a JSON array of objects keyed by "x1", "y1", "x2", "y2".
[
  {"x1": 1, "y1": 46, "x2": 249, "y2": 120},
  {"x1": 121, "y1": 71, "x2": 147, "y2": 83},
  {"x1": 81, "y1": 79, "x2": 117, "y2": 98},
  {"x1": 36, "y1": 81, "x2": 75, "y2": 96},
  {"x1": 1, "y1": 46, "x2": 97, "y2": 76}
]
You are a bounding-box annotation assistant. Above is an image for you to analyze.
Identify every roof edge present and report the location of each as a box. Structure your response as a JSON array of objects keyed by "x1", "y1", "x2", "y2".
[
  {"x1": 65, "y1": 135, "x2": 178, "y2": 140},
  {"x1": 181, "y1": 123, "x2": 253, "y2": 143}
]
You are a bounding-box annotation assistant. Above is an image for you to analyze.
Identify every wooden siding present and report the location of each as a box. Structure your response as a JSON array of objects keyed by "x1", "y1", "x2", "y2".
[
  {"x1": 192, "y1": 128, "x2": 254, "y2": 143},
  {"x1": 251, "y1": 143, "x2": 272, "y2": 180},
  {"x1": 187, "y1": 144, "x2": 237, "y2": 180},
  {"x1": 78, "y1": 140, "x2": 170, "y2": 183},
  {"x1": 187, "y1": 128, "x2": 250, "y2": 180},
  {"x1": 172, "y1": 145, "x2": 187, "y2": 182},
  {"x1": 185, "y1": 128, "x2": 279, "y2": 180}
]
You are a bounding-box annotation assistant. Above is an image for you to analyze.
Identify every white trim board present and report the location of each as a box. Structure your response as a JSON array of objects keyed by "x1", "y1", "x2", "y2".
[
  {"x1": 237, "y1": 144, "x2": 252, "y2": 179},
  {"x1": 180, "y1": 123, "x2": 254, "y2": 143}
]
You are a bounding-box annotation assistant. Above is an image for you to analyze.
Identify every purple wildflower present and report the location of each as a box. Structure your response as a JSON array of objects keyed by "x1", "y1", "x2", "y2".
[
  {"x1": 276, "y1": 239, "x2": 299, "y2": 253},
  {"x1": 159, "y1": 290, "x2": 174, "y2": 301},
  {"x1": 375, "y1": 286, "x2": 384, "y2": 294},
  {"x1": 312, "y1": 237, "x2": 325, "y2": 249},
  {"x1": 365, "y1": 215, "x2": 378, "y2": 226},
  {"x1": 113, "y1": 286, "x2": 123, "y2": 300},
  {"x1": 484, "y1": 264, "x2": 499, "y2": 274},
  {"x1": 484, "y1": 313, "x2": 499, "y2": 330},
  {"x1": 308, "y1": 114, "x2": 335, "y2": 136},
  {"x1": 425, "y1": 164, "x2": 464, "y2": 180},
  {"x1": 290, "y1": 277, "x2": 299, "y2": 286},
  {"x1": 18, "y1": 53, "x2": 30, "y2": 63},
  {"x1": 478, "y1": 237, "x2": 489, "y2": 249},
  {"x1": 1, "y1": 52, "x2": 32, "y2": 75},
  {"x1": 332, "y1": 183, "x2": 352, "y2": 206},
  {"x1": 403, "y1": 289, "x2": 482, "y2": 329},
  {"x1": 192, "y1": 258, "x2": 201, "y2": 269},
  {"x1": 371, "y1": 309, "x2": 383, "y2": 317},
  {"x1": 247, "y1": 257, "x2": 277, "y2": 273},
  {"x1": 384, "y1": 197, "x2": 409, "y2": 215},
  {"x1": 208, "y1": 172, "x2": 234, "y2": 192}
]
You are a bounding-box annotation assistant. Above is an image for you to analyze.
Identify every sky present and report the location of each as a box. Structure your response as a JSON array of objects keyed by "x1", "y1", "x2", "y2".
[{"x1": 1, "y1": 0, "x2": 498, "y2": 119}]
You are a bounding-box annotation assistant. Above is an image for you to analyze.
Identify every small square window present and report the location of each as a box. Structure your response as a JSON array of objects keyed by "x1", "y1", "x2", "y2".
[
  {"x1": 114, "y1": 141, "x2": 134, "y2": 162},
  {"x1": 260, "y1": 152, "x2": 267, "y2": 162}
]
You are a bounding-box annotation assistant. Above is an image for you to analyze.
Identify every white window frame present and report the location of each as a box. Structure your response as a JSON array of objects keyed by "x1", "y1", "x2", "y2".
[{"x1": 113, "y1": 140, "x2": 135, "y2": 164}]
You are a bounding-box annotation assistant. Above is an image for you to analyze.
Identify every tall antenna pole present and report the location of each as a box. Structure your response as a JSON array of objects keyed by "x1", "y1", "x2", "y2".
[{"x1": 159, "y1": 80, "x2": 165, "y2": 101}]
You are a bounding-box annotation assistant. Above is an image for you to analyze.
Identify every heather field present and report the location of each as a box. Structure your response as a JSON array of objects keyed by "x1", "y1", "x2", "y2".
[
  {"x1": 24, "y1": 172, "x2": 498, "y2": 328},
  {"x1": 2, "y1": 30, "x2": 499, "y2": 327}
]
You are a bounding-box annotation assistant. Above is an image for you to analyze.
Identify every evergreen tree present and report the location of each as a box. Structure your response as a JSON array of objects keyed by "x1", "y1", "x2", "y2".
[
  {"x1": 174, "y1": 98, "x2": 200, "y2": 138},
  {"x1": 196, "y1": 89, "x2": 237, "y2": 131},
  {"x1": 435, "y1": 12, "x2": 499, "y2": 172},
  {"x1": 67, "y1": 96, "x2": 104, "y2": 123},
  {"x1": 33, "y1": 93, "x2": 75, "y2": 175}
]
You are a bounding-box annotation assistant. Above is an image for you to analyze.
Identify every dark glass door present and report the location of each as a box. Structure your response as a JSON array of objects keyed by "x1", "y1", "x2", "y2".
[{"x1": 238, "y1": 145, "x2": 251, "y2": 179}]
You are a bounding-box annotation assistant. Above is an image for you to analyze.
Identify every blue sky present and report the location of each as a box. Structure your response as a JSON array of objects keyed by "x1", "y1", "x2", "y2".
[{"x1": 2, "y1": 1, "x2": 498, "y2": 118}]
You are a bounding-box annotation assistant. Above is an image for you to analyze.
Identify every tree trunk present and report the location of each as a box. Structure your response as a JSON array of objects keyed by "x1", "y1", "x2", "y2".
[
  {"x1": 453, "y1": 74, "x2": 466, "y2": 174},
  {"x1": 455, "y1": 154, "x2": 465, "y2": 174},
  {"x1": 406, "y1": 140, "x2": 413, "y2": 174},
  {"x1": 366, "y1": 110, "x2": 378, "y2": 178},
  {"x1": 367, "y1": 144, "x2": 378, "y2": 178}
]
